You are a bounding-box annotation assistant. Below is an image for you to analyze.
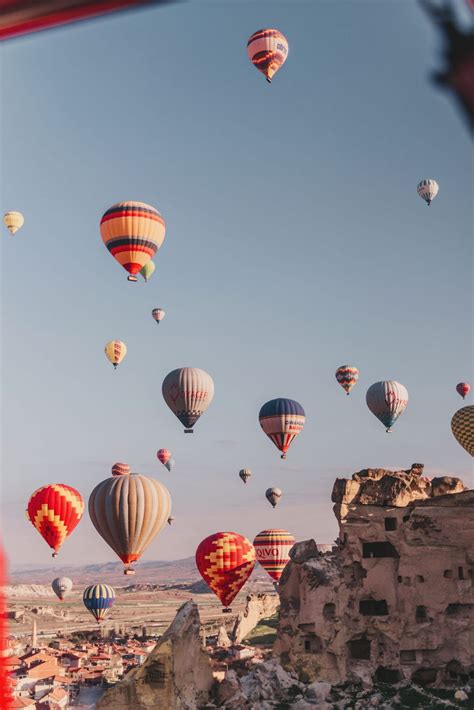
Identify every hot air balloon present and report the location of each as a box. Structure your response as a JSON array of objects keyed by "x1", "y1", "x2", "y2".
[
  {"x1": 366, "y1": 381, "x2": 409, "y2": 432},
  {"x1": 157, "y1": 449, "x2": 171, "y2": 469},
  {"x1": 417, "y1": 179, "x2": 439, "y2": 205},
  {"x1": 4, "y1": 211, "x2": 24, "y2": 235},
  {"x1": 105, "y1": 340, "x2": 127, "y2": 369},
  {"x1": 167, "y1": 515, "x2": 175, "y2": 526},
  {"x1": 100, "y1": 201, "x2": 166, "y2": 282},
  {"x1": 52, "y1": 577, "x2": 73, "y2": 601},
  {"x1": 111, "y1": 462, "x2": 130, "y2": 477},
  {"x1": 247, "y1": 29, "x2": 289, "y2": 83},
  {"x1": 239, "y1": 468, "x2": 252, "y2": 484},
  {"x1": 253, "y1": 529, "x2": 295, "y2": 583},
  {"x1": 152, "y1": 308, "x2": 165, "y2": 324},
  {"x1": 162, "y1": 368, "x2": 215, "y2": 433},
  {"x1": 451, "y1": 405, "x2": 474, "y2": 456},
  {"x1": 88, "y1": 468, "x2": 171, "y2": 574},
  {"x1": 259, "y1": 398, "x2": 305, "y2": 459},
  {"x1": 83, "y1": 584, "x2": 116, "y2": 623},
  {"x1": 195, "y1": 532, "x2": 255, "y2": 611},
  {"x1": 265, "y1": 487, "x2": 282, "y2": 508},
  {"x1": 456, "y1": 382, "x2": 471, "y2": 400},
  {"x1": 27, "y1": 484, "x2": 84, "y2": 557},
  {"x1": 335, "y1": 365, "x2": 359, "y2": 395},
  {"x1": 140, "y1": 260, "x2": 156, "y2": 282}
]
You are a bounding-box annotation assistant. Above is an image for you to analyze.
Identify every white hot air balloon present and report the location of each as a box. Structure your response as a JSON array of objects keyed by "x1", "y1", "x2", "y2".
[
  {"x1": 152, "y1": 308, "x2": 166, "y2": 324},
  {"x1": 4, "y1": 211, "x2": 24, "y2": 235},
  {"x1": 417, "y1": 179, "x2": 439, "y2": 205},
  {"x1": 52, "y1": 577, "x2": 73, "y2": 601},
  {"x1": 162, "y1": 367, "x2": 215, "y2": 433},
  {"x1": 266, "y1": 487, "x2": 282, "y2": 508},
  {"x1": 366, "y1": 380, "x2": 409, "y2": 432}
]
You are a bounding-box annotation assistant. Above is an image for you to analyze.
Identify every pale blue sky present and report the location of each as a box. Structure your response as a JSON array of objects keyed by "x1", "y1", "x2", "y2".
[{"x1": 1, "y1": 0, "x2": 472, "y2": 569}]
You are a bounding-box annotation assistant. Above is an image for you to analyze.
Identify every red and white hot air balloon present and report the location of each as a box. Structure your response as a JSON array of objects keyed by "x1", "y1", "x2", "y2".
[
  {"x1": 247, "y1": 29, "x2": 289, "y2": 83},
  {"x1": 253, "y1": 529, "x2": 295, "y2": 584},
  {"x1": 157, "y1": 449, "x2": 172, "y2": 471},
  {"x1": 456, "y1": 382, "x2": 470, "y2": 400}
]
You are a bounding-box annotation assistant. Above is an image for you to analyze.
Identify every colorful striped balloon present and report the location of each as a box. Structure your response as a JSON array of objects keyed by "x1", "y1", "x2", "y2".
[
  {"x1": 451, "y1": 405, "x2": 474, "y2": 456},
  {"x1": 247, "y1": 29, "x2": 289, "y2": 83},
  {"x1": 417, "y1": 179, "x2": 439, "y2": 205},
  {"x1": 104, "y1": 340, "x2": 127, "y2": 369},
  {"x1": 259, "y1": 398, "x2": 305, "y2": 459},
  {"x1": 100, "y1": 201, "x2": 166, "y2": 282},
  {"x1": 195, "y1": 532, "x2": 256, "y2": 609},
  {"x1": 111, "y1": 462, "x2": 130, "y2": 477},
  {"x1": 253, "y1": 529, "x2": 295, "y2": 583},
  {"x1": 83, "y1": 584, "x2": 116, "y2": 623},
  {"x1": 157, "y1": 449, "x2": 171, "y2": 466},
  {"x1": 27, "y1": 484, "x2": 84, "y2": 556},
  {"x1": 335, "y1": 365, "x2": 359, "y2": 395},
  {"x1": 366, "y1": 380, "x2": 409, "y2": 432}
]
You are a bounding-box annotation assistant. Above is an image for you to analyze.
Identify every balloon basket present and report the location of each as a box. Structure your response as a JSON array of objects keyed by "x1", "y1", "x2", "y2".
[
  {"x1": 127, "y1": 275, "x2": 138, "y2": 282},
  {"x1": 184, "y1": 429, "x2": 194, "y2": 434},
  {"x1": 386, "y1": 429, "x2": 392, "y2": 433},
  {"x1": 222, "y1": 607, "x2": 232, "y2": 614},
  {"x1": 52, "y1": 552, "x2": 58, "y2": 558},
  {"x1": 280, "y1": 454, "x2": 286, "y2": 460},
  {"x1": 124, "y1": 568, "x2": 135, "y2": 575}
]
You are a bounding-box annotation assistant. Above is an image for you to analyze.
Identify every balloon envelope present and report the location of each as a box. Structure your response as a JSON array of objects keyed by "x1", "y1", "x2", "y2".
[
  {"x1": 162, "y1": 368, "x2": 215, "y2": 432},
  {"x1": 52, "y1": 577, "x2": 73, "y2": 601},
  {"x1": 265, "y1": 487, "x2": 282, "y2": 508},
  {"x1": 88, "y1": 470, "x2": 171, "y2": 573},
  {"x1": 366, "y1": 381, "x2": 408, "y2": 432},
  {"x1": 239, "y1": 469, "x2": 252, "y2": 484},
  {"x1": 27, "y1": 484, "x2": 84, "y2": 556},
  {"x1": 83, "y1": 584, "x2": 116, "y2": 623},
  {"x1": 417, "y1": 179, "x2": 439, "y2": 205},
  {"x1": 152, "y1": 308, "x2": 165, "y2": 323},
  {"x1": 157, "y1": 449, "x2": 171, "y2": 466},
  {"x1": 100, "y1": 201, "x2": 165, "y2": 280},
  {"x1": 247, "y1": 29, "x2": 289, "y2": 83},
  {"x1": 111, "y1": 462, "x2": 130, "y2": 477},
  {"x1": 195, "y1": 532, "x2": 255, "y2": 608},
  {"x1": 456, "y1": 383, "x2": 470, "y2": 400},
  {"x1": 4, "y1": 211, "x2": 24, "y2": 234},
  {"x1": 259, "y1": 398, "x2": 305, "y2": 458},
  {"x1": 451, "y1": 405, "x2": 474, "y2": 456},
  {"x1": 335, "y1": 365, "x2": 359, "y2": 395},
  {"x1": 253, "y1": 529, "x2": 295, "y2": 583},
  {"x1": 140, "y1": 260, "x2": 156, "y2": 281},
  {"x1": 105, "y1": 340, "x2": 127, "y2": 369}
]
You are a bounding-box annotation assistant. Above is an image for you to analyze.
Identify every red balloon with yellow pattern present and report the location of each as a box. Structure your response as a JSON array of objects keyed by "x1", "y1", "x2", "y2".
[
  {"x1": 27, "y1": 484, "x2": 84, "y2": 557},
  {"x1": 195, "y1": 532, "x2": 256, "y2": 610}
]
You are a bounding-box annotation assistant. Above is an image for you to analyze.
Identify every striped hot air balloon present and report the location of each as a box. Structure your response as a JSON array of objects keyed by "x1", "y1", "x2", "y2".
[
  {"x1": 162, "y1": 368, "x2": 215, "y2": 433},
  {"x1": 111, "y1": 462, "x2": 130, "y2": 477},
  {"x1": 88, "y1": 469, "x2": 171, "y2": 574},
  {"x1": 27, "y1": 484, "x2": 84, "y2": 557},
  {"x1": 366, "y1": 381, "x2": 409, "y2": 432},
  {"x1": 83, "y1": 584, "x2": 116, "y2": 623},
  {"x1": 451, "y1": 405, "x2": 474, "y2": 456},
  {"x1": 335, "y1": 365, "x2": 359, "y2": 395},
  {"x1": 456, "y1": 382, "x2": 470, "y2": 400},
  {"x1": 3, "y1": 211, "x2": 24, "y2": 235},
  {"x1": 195, "y1": 532, "x2": 255, "y2": 611},
  {"x1": 239, "y1": 468, "x2": 252, "y2": 484},
  {"x1": 247, "y1": 29, "x2": 289, "y2": 83},
  {"x1": 253, "y1": 529, "x2": 295, "y2": 583},
  {"x1": 417, "y1": 179, "x2": 439, "y2": 205},
  {"x1": 104, "y1": 340, "x2": 127, "y2": 369},
  {"x1": 52, "y1": 577, "x2": 73, "y2": 601},
  {"x1": 259, "y1": 398, "x2": 305, "y2": 459},
  {"x1": 157, "y1": 449, "x2": 172, "y2": 470},
  {"x1": 152, "y1": 308, "x2": 166, "y2": 324},
  {"x1": 100, "y1": 201, "x2": 166, "y2": 282}
]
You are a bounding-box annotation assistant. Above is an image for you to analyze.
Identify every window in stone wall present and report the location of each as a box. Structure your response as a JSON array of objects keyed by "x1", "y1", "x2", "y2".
[
  {"x1": 359, "y1": 599, "x2": 389, "y2": 616},
  {"x1": 323, "y1": 603, "x2": 336, "y2": 620},
  {"x1": 458, "y1": 567, "x2": 465, "y2": 580},
  {"x1": 374, "y1": 666, "x2": 402, "y2": 683},
  {"x1": 416, "y1": 606, "x2": 428, "y2": 623},
  {"x1": 468, "y1": 569, "x2": 474, "y2": 579},
  {"x1": 362, "y1": 542, "x2": 399, "y2": 559},
  {"x1": 302, "y1": 634, "x2": 322, "y2": 654},
  {"x1": 348, "y1": 637, "x2": 371, "y2": 661},
  {"x1": 145, "y1": 662, "x2": 166, "y2": 686},
  {"x1": 384, "y1": 517, "x2": 397, "y2": 531},
  {"x1": 397, "y1": 575, "x2": 403, "y2": 583},
  {"x1": 444, "y1": 569, "x2": 453, "y2": 578},
  {"x1": 400, "y1": 650, "x2": 416, "y2": 663},
  {"x1": 416, "y1": 575, "x2": 425, "y2": 583}
]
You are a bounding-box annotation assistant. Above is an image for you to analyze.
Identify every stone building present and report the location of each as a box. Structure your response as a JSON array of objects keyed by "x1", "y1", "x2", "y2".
[{"x1": 275, "y1": 465, "x2": 473, "y2": 688}]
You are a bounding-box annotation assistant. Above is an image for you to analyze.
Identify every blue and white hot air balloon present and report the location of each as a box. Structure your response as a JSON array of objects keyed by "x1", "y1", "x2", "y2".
[
  {"x1": 83, "y1": 584, "x2": 116, "y2": 623},
  {"x1": 259, "y1": 398, "x2": 305, "y2": 459},
  {"x1": 366, "y1": 381, "x2": 409, "y2": 432}
]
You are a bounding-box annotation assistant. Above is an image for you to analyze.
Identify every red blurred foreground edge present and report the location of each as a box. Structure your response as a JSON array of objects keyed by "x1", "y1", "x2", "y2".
[
  {"x1": 0, "y1": 545, "x2": 13, "y2": 708},
  {"x1": 0, "y1": 0, "x2": 161, "y2": 40}
]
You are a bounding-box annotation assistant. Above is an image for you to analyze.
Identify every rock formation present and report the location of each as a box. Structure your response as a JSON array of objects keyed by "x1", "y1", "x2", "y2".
[
  {"x1": 97, "y1": 600, "x2": 213, "y2": 709},
  {"x1": 275, "y1": 465, "x2": 473, "y2": 689},
  {"x1": 231, "y1": 593, "x2": 280, "y2": 644}
]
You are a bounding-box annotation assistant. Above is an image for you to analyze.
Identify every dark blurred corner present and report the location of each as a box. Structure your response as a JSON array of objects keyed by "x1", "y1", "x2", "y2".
[{"x1": 420, "y1": 0, "x2": 474, "y2": 133}]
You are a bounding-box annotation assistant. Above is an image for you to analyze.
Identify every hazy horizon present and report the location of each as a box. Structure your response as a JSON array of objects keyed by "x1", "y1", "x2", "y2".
[{"x1": 1, "y1": 0, "x2": 472, "y2": 572}]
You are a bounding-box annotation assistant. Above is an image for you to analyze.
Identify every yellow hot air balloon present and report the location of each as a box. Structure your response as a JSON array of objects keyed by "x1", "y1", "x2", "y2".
[
  {"x1": 4, "y1": 211, "x2": 24, "y2": 235},
  {"x1": 140, "y1": 260, "x2": 156, "y2": 282},
  {"x1": 451, "y1": 405, "x2": 474, "y2": 456},
  {"x1": 104, "y1": 340, "x2": 127, "y2": 369},
  {"x1": 88, "y1": 468, "x2": 171, "y2": 574}
]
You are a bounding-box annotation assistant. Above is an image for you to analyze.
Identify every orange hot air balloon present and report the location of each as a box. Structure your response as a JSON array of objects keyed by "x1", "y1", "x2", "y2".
[
  {"x1": 100, "y1": 201, "x2": 166, "y2": 282},
  {"x1": 247, "y1": 29, "x2": 289, "y2": 83},
  {"x1": 27, "y1": 484, "x2": 84, "y2": 557},
  {"x1": 195, "y1": 532, "x2": 256, "y2": 611}
]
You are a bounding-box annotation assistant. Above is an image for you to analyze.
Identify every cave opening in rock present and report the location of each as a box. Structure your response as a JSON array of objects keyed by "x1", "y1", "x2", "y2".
[
  {"x1": 323, "y1": 603, "x2": 336, "y2": 620},
  {"x1": 374, "y1": 666, "x2": 402, "y2": 683},
  {"x1": 400, "y1": 650, "x2": 416, "y2": 663},
  {"x1": 416, "y1": 605, "x2": 428, "y2": 623},
  {"x1": 145, "y1": 662, "x2": 166, "y2": 687},
  {"x1": 384, "y1": 517, "x2": 397, "y2": 531},
  {"x1": 362, "y1": 541, "x2": 398, "y2": 558},
  {"x1": 348, "y1": 637, "x2": 371, "y2": 660},
  {"x1": 359, "y1": 599, "x2": 389, "y2": 616},
  {"x1": 302, "y1": 634, "x2": 322, "y2": 653}
]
